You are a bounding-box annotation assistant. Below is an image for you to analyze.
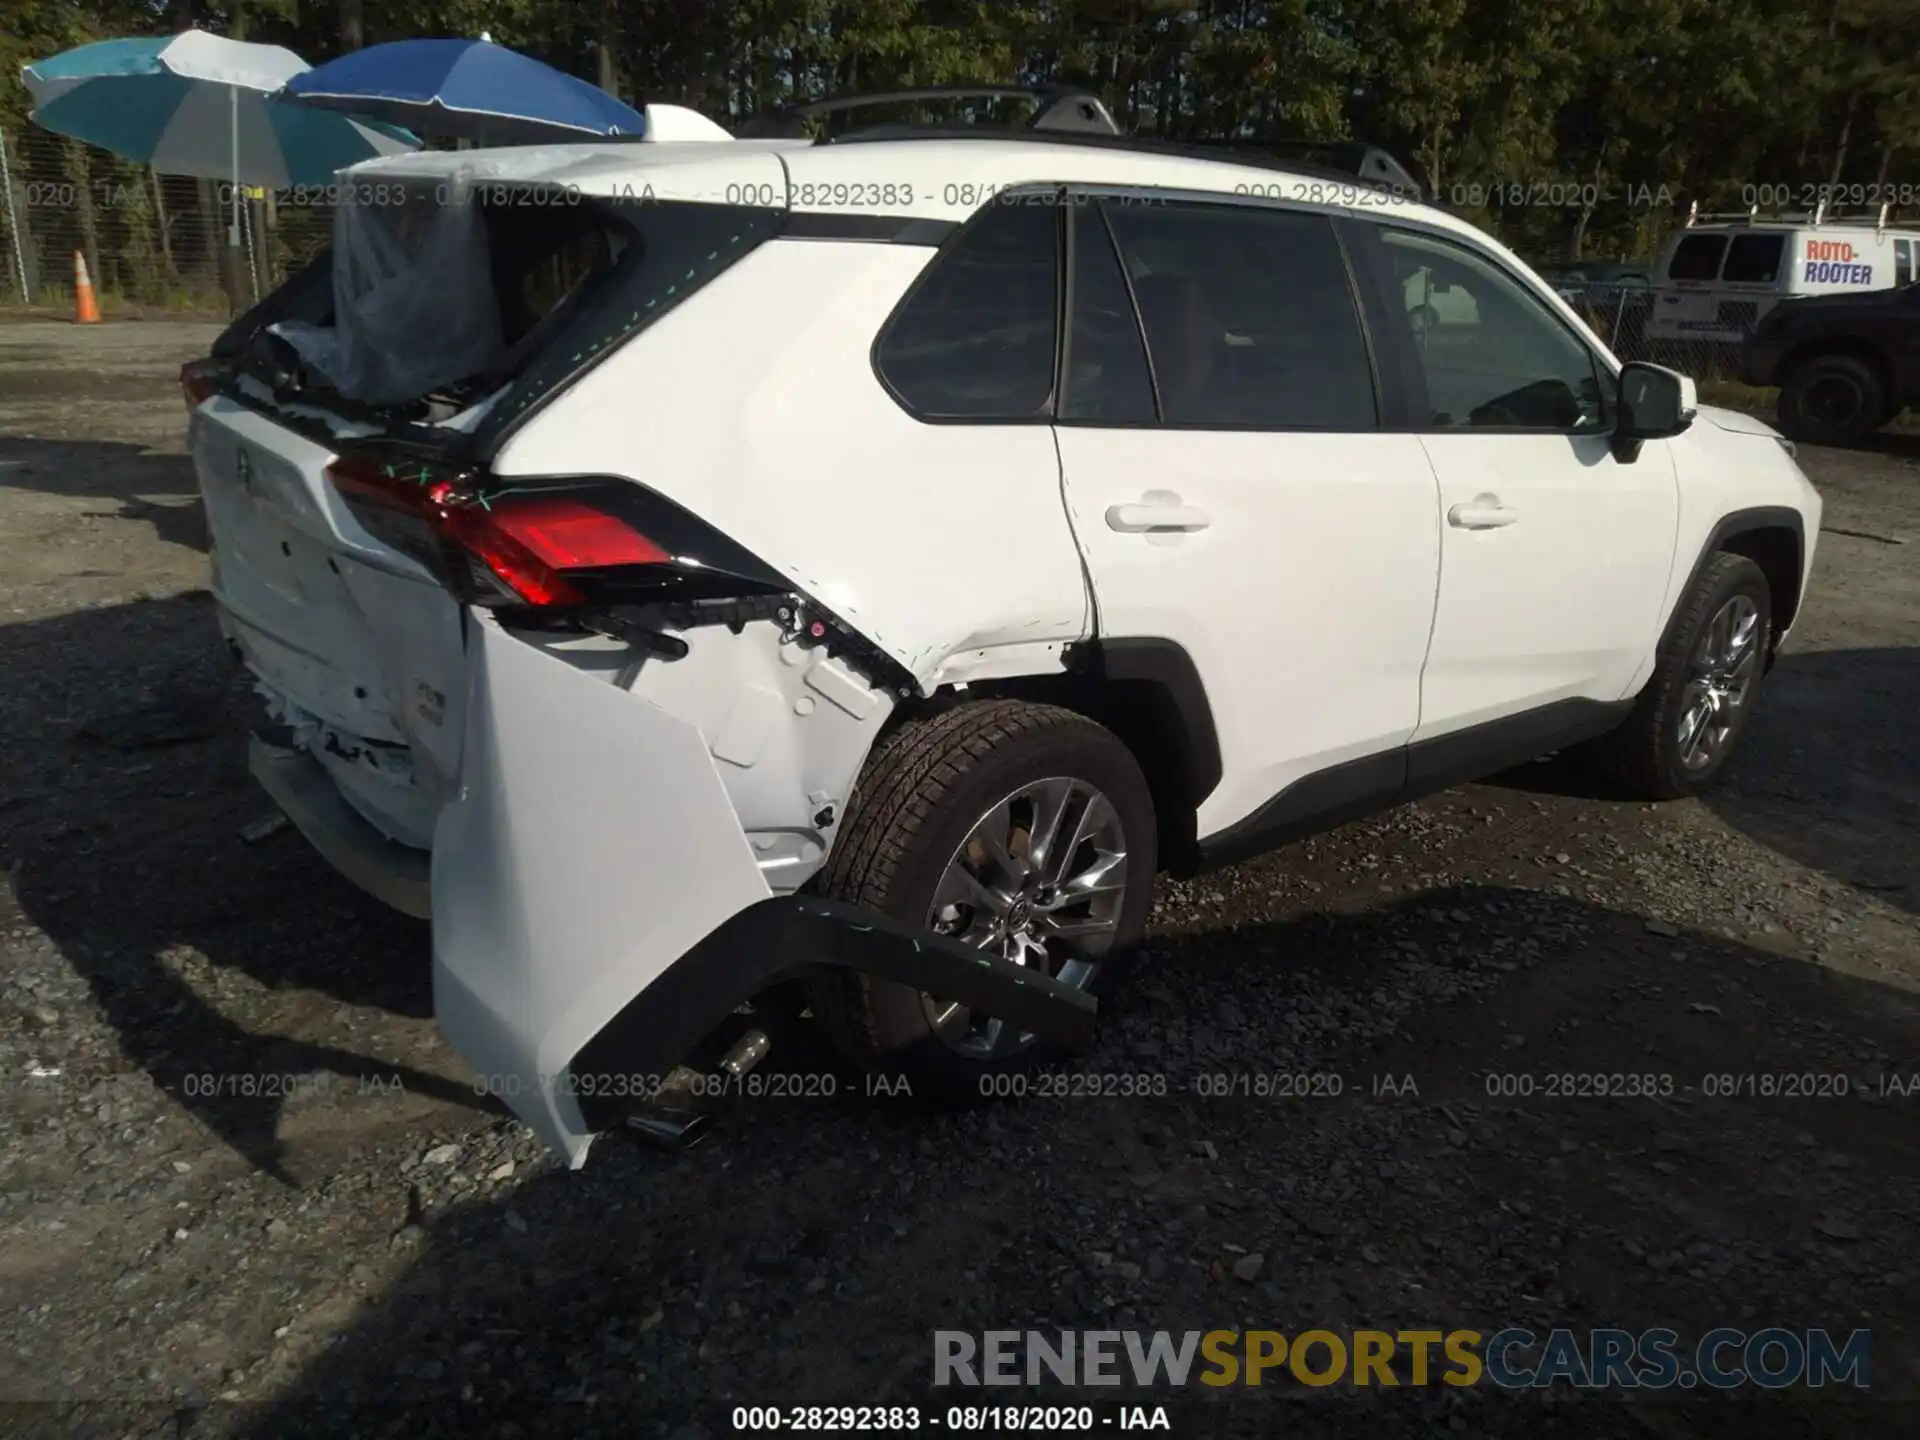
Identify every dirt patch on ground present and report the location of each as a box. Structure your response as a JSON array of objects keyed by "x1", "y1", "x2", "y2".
[{"x1": 0, "y1": 322, "x2": 1915, "y2": 1437}]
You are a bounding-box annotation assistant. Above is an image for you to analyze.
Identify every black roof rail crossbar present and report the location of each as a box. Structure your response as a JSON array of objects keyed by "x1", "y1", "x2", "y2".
[
  {"x1": 1210, "y1": 138, "x2": 1427, "y2": 200},
  {"x1": 817, "y1": 127, "x2": 1424, "y2": 202},
  {"x1": 735, "y1": 85, "x2": 1121, "y2": 140}
]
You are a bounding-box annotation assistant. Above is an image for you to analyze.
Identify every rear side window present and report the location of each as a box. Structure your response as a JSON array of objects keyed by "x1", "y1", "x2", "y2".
[
  {"x1": 1897, "y1": 240, "x2": 1913, "y2": 287},
  {"x1": 1723, "y1": 234, "x2": 1785, "y2": 284},
  {"x1": 875, "y1": 198, "x2": 1060, "y2": 420},
  {"x1": 1100, "y1": 200, "x2": 1377, "y2": 428},
  {"x1": 1668, "y1": 234, "x2": 1728, "y2": 281}
]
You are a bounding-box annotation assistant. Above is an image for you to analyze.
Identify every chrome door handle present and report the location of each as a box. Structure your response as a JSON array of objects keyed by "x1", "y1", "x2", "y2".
[
  {"x1": 1105, "y1": 496, "x2": 1212, "y2": 533},
  {"x1": 1447, "y1": 495, "x2": 1519, "y2": 530}
]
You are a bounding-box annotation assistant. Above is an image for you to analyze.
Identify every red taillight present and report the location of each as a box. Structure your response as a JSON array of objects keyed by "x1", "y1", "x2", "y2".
[
  {"x1": 484, "y1": 497, "x2": 669, "y2": 570},
  {"x1": 180, "y1": 359, "x2": 220, "y2": 407},
  {"x1": 324, "y1": 453, "x2": 669, "y2": 608}
]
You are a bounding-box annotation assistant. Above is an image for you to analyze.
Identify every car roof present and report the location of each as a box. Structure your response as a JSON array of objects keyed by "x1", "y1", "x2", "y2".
[{"x1": 348, "y1": 132, "x2": 1472, "y2": 235}]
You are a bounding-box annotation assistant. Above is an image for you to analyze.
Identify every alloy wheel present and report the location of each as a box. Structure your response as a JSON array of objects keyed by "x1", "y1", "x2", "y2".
[
  {"x1": 919, "y1": 776, "x2": 1129, "y2": 1060},
  {"x1": 1676, "y1": 594, "x2": 1761, "y2": 772}
]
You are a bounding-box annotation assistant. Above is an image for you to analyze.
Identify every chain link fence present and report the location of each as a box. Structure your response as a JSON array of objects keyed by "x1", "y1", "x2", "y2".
[
  {"x1": 1, "y1": 124, "x2": 333, "y2": 316},
  {"x1": 1559, "y1": 284, "x2": 1758, "y2": 384}
]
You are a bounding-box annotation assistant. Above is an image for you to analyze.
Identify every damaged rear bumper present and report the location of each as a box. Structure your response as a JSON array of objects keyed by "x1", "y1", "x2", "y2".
[{"x1": 429, "y1": 615, "x2": 1096, "y2": 1165}]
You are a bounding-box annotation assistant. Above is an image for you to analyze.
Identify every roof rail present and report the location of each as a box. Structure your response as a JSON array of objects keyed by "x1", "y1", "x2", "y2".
[
  {"x1": 1685, "y1": 198, "x2": 1896, "y2": 230},
  {"x1": 815, "y1": 126, "x2": 1425, "y2": 202},
  {"x1": 734, "y1": 86, "x2": 1121, "y2": 141}
]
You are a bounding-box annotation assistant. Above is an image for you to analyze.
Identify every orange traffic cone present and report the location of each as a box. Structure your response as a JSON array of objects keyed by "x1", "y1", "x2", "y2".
[{"x1": 72, "y1": 251, "x2": 100, "y2": 324}]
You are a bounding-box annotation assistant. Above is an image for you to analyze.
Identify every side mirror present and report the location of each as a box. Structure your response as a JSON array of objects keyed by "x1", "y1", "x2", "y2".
[{"x1": 1613, "y1": 361, "x2": 1696, "y2": 461}]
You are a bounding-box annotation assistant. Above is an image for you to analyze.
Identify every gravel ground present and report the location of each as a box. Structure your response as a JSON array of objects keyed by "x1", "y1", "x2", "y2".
[{"x1": 0, "y1": 321, "x2": 1916, "y2": 1438}]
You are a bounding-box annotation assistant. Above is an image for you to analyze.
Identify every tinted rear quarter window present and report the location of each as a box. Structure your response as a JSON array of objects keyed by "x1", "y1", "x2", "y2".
[
  {"x1": 874, "y1": 198, "x2": 1060, "y2": 420},
  {"x1": 1723, "y1": 234, "x2": 1786, "y2": 284},
  {"x1": 1668, "y1": 234, "x2": 1728, "y2": 281},
  {"x1": 1100, "y1": 200, "x2": 1377, "y2": 428}
]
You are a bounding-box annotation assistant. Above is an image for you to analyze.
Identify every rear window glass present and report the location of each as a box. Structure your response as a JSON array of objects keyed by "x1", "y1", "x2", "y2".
[
  {"x1": 1667, "y1": 234, "x2": 1728, "y2": 281},
  {"x1": 474, "y1": 197, "x2": 785, "y2": 447},
  {"x1": 1723, "y1": 234, "x2": 1785, "y2": 284},
  {"x1": 233, "y1": 177, "x2": 784, "y2": 435}
]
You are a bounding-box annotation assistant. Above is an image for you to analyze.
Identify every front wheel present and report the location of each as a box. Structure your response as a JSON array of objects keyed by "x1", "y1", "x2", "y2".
[
  {"x1": 1578, "y1": 552, "x2": 1772, "y2": 799},
  {"x1": 808, "y1": 701, "x2": 1157, "y2": 1100}
]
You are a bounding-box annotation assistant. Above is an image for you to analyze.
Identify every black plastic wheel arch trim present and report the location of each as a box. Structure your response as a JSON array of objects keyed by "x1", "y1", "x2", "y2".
[
  {"x1": 567, "y1": 895, "x2": 1099, "y2": 1131},
  {"x1": 1068, "y1": 637, "x2": 1223, "y2": 806},
  {"x1": 1669, "y1": 506, "x2": 1807, "y2": 641}
]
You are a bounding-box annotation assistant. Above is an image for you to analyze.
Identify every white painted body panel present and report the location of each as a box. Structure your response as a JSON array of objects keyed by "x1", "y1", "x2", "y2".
[
  {"x1": 1053, "y1": 429, "x2": 1441, "y2": 837},
  {"x1": 190, "y1": 396, "x2": 468, "y2": 846},
  {"x1": 490, "y1": 238, "x2": 1092, "y2": 684},
  {"x1": 431, "y1": 616, "x2": 776, "y2": 1165},
  {"x1": 1619, "y1": 407, "x2": 1823, "y2": 695},
  {"x1": 1412, "y1": 433, "x2": 1680, "y2": 736}
]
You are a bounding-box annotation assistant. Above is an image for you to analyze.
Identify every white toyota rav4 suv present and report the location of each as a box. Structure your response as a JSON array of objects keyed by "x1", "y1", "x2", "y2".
[{"x1": 183, "y1": 111, "x2": 1822, "y2": 1165}]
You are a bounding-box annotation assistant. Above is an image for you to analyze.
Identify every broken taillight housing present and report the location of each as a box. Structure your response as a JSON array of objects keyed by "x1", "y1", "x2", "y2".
[
  {"x1": 327, "y1": 445, "x2": 918, "y2": 693},
  {"x1": 323, "y1": 447, "x2": 783, "y2": 612}
]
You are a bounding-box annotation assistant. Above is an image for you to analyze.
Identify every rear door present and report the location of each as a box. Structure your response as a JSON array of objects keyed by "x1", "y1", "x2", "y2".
[{"x1": 1051, "y1": 193, "x2": 1442, "y2": 843}]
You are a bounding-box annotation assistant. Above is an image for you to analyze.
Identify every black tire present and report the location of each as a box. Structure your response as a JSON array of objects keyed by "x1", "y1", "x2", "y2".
[
  {"x1": 807, "y1": 700, "x2": 1157, "y2": 1101},
  {"x1": 1578, "y1": 552, "x2": 1773, "y2": 799},
  {"x1": 1776, "y1": 354, "x2": 1887, "y2": 444}
]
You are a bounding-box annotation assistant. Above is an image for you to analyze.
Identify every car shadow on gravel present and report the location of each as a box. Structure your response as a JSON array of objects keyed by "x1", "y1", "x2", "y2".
[
  {"x1": 0, "y1": 436, "x2": 207, "y2": 554},
  {"x1": 1489, "y1": 647, "x2": 1918, "y2": 916},
  {"x1": 2, "y1": 594, "x2": 487, "y2": 1184},
  {"x1": 207, "y1": 886, "x2": 1917, "y2": 1440},
  {"x1": 1702, "y1": 646, "x2": 1920, "y2": 914}
]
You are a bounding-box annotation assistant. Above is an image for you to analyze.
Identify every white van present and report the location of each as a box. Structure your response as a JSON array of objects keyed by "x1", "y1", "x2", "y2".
[{"x1": 1646, "y1": 205, "x2": 1920, "y2": 344}]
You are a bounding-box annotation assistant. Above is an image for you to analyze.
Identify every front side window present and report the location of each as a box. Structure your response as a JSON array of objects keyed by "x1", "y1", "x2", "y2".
[
  {"x1": 874, "y1": 197, "x2": 1059, "y2": 420},
  {"x1": 1359, "y1": 227, "x2": 1607, "y2": 431},
  {"x1": 1668, "y1": 234, "x2": 1728, "y2": 281},
  {"x1": 1896, "y1": 239, "x2": 1913, "y2": 287},
  {"x1": 1099, "y1": 200, "x2": 1378, "y2": 429}
]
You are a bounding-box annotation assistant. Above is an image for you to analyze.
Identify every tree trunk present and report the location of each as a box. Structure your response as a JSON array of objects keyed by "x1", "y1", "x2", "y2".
[
  {"x1": 341, "y1": 0, "x2": 364, "y2": 53},
  {"x1": 1825, "y1": 92, "x2": 1858, "y2": 192},
  {"x1": 598, "y1": 0, "x2": 621, "y2": 100},
  {"x1": 150, "y1": 170, "x2": 175, "y2": 281},
  {"x1": 67, "y1": 142, "x2": 102, "y2": 299}
]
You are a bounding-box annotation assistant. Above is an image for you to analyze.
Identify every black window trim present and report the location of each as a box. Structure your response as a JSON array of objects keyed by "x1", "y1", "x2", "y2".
[
  {"x1": 1340, "y1": 213, "x2": 1622, "y2": 439},
  {"x1": 1052, "y1": 185, "x2": 1388, "y2": 435},
  {"x1": 868, "y1": 183, "x2": 1067, "y2": 426},
  {"x1": 1058, "y1": 192, "x2": 1162, "y2": 424}
]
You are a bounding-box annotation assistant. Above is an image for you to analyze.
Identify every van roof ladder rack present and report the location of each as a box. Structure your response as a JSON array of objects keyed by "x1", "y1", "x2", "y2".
[{"x1": 1684, "y1": 199, "x2": 1894, "y2": 230}]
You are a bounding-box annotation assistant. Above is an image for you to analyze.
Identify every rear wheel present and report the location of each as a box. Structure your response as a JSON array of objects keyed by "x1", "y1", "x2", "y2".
[
  {"x1": 1777, "y1": 354, "x2": 1887, "y2": 444},
  {"x1": 808, "y1": 701, "x2": 1156, "y2": 1100}
]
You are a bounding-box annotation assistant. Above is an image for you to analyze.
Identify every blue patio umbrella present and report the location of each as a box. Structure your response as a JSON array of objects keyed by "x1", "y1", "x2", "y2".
[{"x1": 282, "y1": 38, "x2": 648, "y2": 146}]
